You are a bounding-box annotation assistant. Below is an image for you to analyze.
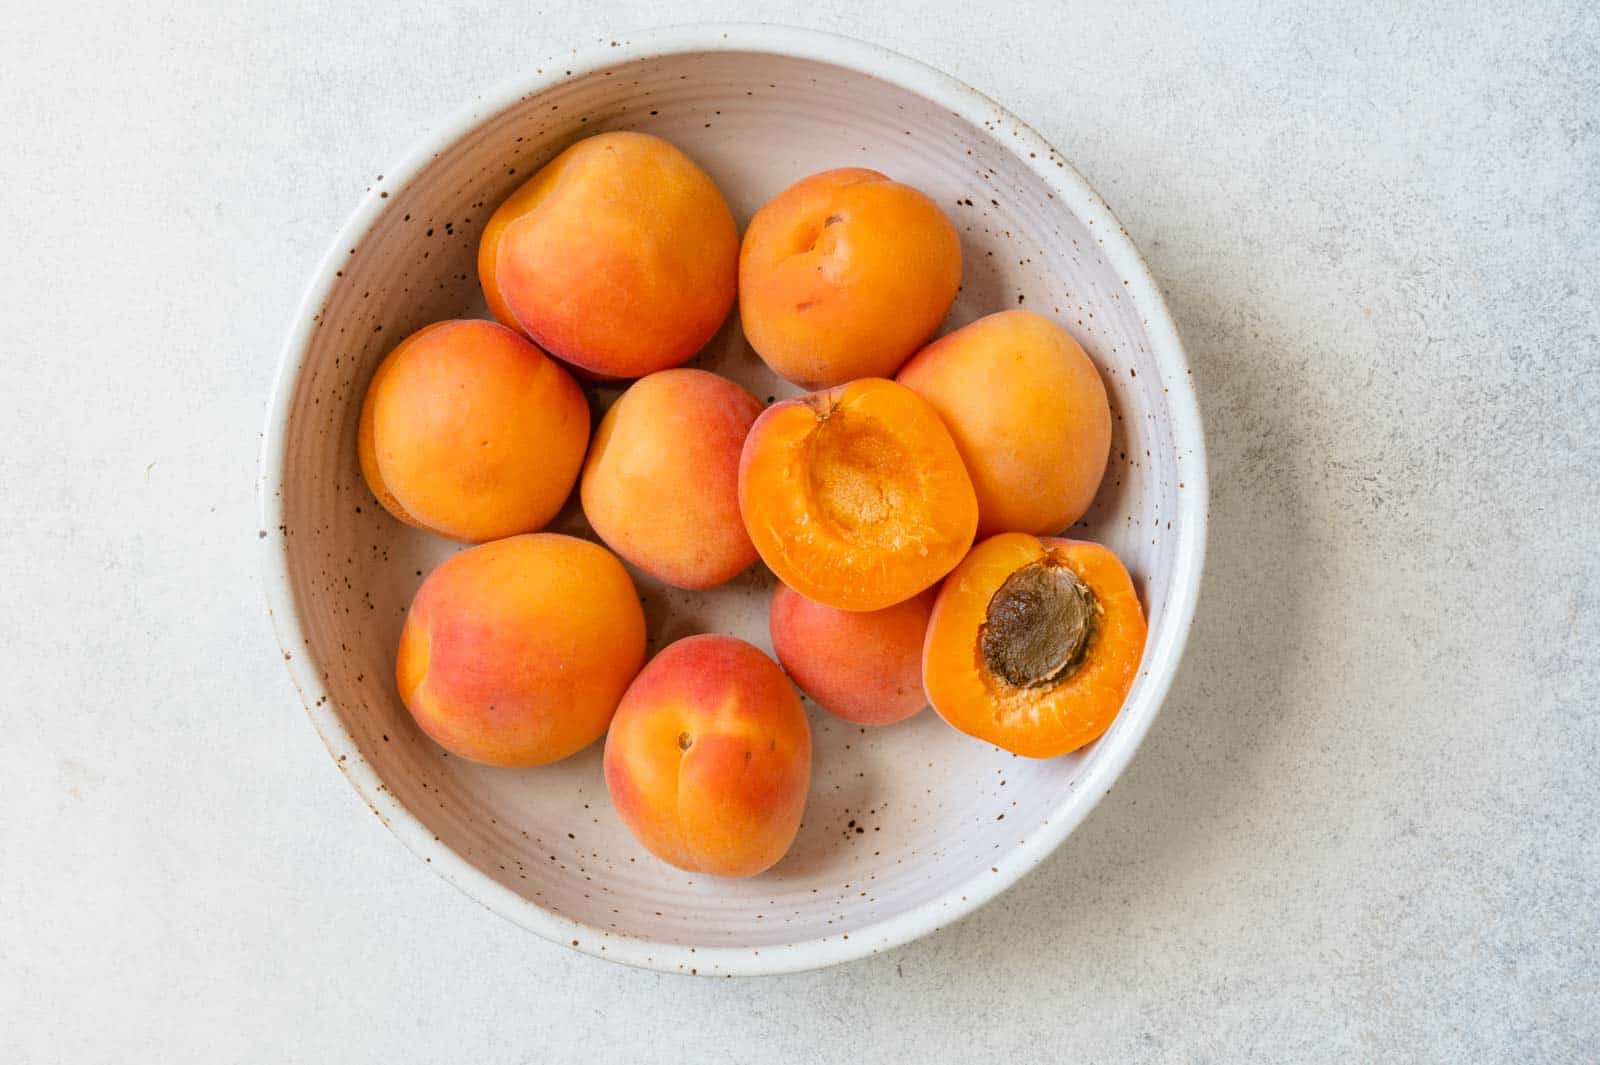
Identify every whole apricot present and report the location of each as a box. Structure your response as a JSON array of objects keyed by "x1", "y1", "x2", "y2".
[
  {"x1": 580, "y1": 369, "x2": 762, "y2": 589},
  {"x1": 358, "y1": 319, "x2": 589, "y2": 543},
  {"x1": 396, "y1": 534, "x2": 645, "y2": 767},
  {"x1": 740, "y1": 168, "x2": 961, "y2": 388},
  {"x1": 604, "y1": 635, "x2": 811, "y2": 878},
  {"x1": 898, "y1": 310, "x2": 1111, "y2": 537},
  {"x1": 923, "y1": 533, "x2": 1145, "y2": 758},
  {"x1": 479, "y1": 131, "x2": 738, "y2": 378},
  {"x1": 769, "y1": 584, "x2": 932, "y2": 725}
]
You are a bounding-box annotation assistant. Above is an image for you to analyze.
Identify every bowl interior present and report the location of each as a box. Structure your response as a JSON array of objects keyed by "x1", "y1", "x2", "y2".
[{"x1": 270, "y1": 44, "x2": 1198, "y2": 969}]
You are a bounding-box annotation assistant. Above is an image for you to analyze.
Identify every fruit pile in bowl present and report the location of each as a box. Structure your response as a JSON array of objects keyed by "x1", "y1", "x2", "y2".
[{"x1": 261, "y1": 27, "x2": 1205, "y2": 976}]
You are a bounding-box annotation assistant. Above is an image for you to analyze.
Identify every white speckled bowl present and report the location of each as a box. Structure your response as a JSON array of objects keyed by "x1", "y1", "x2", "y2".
[{"x1": 259, "y1": 24, "x2": 1206, "y2": 976}]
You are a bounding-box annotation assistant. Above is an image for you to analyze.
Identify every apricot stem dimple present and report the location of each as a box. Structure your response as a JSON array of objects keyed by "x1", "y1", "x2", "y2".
[
  {"x1": 978, "y1": 559, "x2": 1098, "y2": 689},
  {"x1": 677, "y1": 731, "x2": 694, "y2": 751}
]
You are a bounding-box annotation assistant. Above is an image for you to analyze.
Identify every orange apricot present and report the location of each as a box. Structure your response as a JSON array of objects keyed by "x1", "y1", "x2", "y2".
[
  {"x1": 580, "y1": 369, "x2": 762, "y2": 589},
  {"x1": 358, "y1": 319, "x2": 589, "y2": 543},
  {"x1": 923, "y1": 533, "x2": 1146, "y2": 758},
  {"x1": 898, "y1": 310, "x2": 1111, "y2": 537},
  {"x1": 739, "y1": 168, "x2": 961, "y2": 388},
  {"x1": 738, "y1": 378, "x2": 978, "y2": 612},
  {"x1": 479, "y1": 131, "x2": 738, "y2": 378},
  {"x1": 769, "y1": 584, "x2": 932, "y2": 725},
  {"x1": 396, "y1": 534, "x2": 646, "y2": 767},
  {"x1": 604, "y1": 635, "x2": 811, "y2": 878}
]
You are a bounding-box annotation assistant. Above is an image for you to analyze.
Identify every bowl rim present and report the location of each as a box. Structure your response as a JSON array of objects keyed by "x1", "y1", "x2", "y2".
[{"x1": 258, "y1": 21, "x2": 1209, "y2": 977}]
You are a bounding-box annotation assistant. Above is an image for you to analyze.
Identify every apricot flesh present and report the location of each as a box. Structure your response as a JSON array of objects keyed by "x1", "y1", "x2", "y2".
[
  {"x1": 580, "y1": 368, "x2": 763, "y2": 590},
  {"x1": 479, "y1": 131, "x2": 738, "y2": 379},
  {"x1": 898, "y1": 310, "x2": 1111, "y2": 537},
  {"x1": 769, "y1": 584, "x2": 932, "y2": 725},
  {"x1": 358, "y1": 319, "x2": 589, "y2": 543},
  {"x1": 396, "y1": 534, "x2": 645, "y2": 767},
  {"x1": 923, "y1": 533, "x2": 1146, "y2": 758},
  {"x1": 738, "y1": 378, "x2": 978, "y2": 612},
  {"x1": 603, "y1": 635, "x2": 811, "y2": 878},
  {"x1": 740, "y1": 168, "x2": 961, "y2": 389}
]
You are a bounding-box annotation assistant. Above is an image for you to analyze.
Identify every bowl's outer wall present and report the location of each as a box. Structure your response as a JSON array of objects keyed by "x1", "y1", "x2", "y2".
[{"x1": 261, "y1": 27, "x2": 1206, "y2": 976}]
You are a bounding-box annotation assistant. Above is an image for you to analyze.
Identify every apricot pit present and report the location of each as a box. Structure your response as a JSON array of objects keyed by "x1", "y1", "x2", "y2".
[{"x1": 979, "y1": 559, "x2": 1097, "y2": 689}]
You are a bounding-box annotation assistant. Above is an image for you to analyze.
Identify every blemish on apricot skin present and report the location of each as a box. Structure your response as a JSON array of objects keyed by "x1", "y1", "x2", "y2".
[{"x1": 677, "y1": 731, "x2": 693, "y2": 751}]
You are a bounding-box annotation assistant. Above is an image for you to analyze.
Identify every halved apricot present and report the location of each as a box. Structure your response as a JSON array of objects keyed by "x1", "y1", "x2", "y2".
[
  {"x1": 924, "y1": 533, "x2": 1146, "y2": 758},
  {"x1": 738, "y1": 378, "x2": 977, "y2": 611}
]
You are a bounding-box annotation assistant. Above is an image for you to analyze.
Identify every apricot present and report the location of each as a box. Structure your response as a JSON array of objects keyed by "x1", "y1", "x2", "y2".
[
  {"x1": 923, "y1": 533, "x2": 1145, "y2": 759},
  {"x1": 358, "y1": 319, "x2": 589, "y2": 543},
  {"x1": 580, "y1": 369, "x2": 762, "y2": 589},
  {"x1": 738, "y1": 378, "x2": 978, "y2": 612},
  {"x1": 478, "y1": 131, "x2": 738, "y2": 378},
  {"x1": 396, "y1": 534, "x2": 645, "y2": 767},
  {"x1": 739, "y1": 168, "x2": 961, "y2": 388},
  {"x1": 898, "y1": 310, "x2": 1111, "y2": 537},
  {"x1": 769, "y1": 584, "x2": 932, "y2": 725},
  {"x1": 604, "y1": 635, "x2": 811, "y2": 878}
]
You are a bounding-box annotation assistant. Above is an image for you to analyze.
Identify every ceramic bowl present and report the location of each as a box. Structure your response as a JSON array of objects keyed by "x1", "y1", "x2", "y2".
[{"x1": 259, "y1": 23, "x2": 1206, "y2": 975}]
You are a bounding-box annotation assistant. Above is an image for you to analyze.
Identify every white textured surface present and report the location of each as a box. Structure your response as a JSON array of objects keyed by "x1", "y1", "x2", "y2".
[{"x1": 3, "y1": 0, "x2": 1596, "y2": 1059}]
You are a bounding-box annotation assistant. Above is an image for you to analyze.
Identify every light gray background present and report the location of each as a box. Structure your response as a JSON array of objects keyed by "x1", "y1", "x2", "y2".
[{"x1": 3, "y1": 1, "x2": 1596, "y2": 1061}]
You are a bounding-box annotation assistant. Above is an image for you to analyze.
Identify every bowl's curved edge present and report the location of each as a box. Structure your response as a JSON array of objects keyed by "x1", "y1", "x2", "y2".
[{"x1": 257, "y1": 21, "x2": 1209, "y2": 978}]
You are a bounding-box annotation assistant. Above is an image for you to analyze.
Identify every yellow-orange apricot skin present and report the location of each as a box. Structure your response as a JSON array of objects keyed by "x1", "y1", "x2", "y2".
[
  {"x1": 737, "y1": 378, "x2": 978, "y2": 612},
  {"x1": 358, "y1": 319, "x2": 590, "y2": 543},
  {"x1": 923, "y1": 534, "x2": 1146, "y2": 759},
  {"x1": 478, "y1": 131, "x2": 739, "y2": 379},
  {"x1": 395, "y1": 534, "x2": 645, "y2": 768},
  {"x1": 769, "y1": 584, "x2": 933, "y2": 726},
  {"x1": 898, "y1": 310, "x2": 1112, "y2": 538},
  {"x1": 739, "y1": 168, "x2": 961, "y2": 389},
  {"x1": 580, "y1": 369, "x2": 763, "y2": 590},
  {"x1": 603, "y1": 635, "x2": 812, "y2": 878}
]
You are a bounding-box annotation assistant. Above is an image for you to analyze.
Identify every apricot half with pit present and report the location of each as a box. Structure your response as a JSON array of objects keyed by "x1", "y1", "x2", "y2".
[{"x1": 924, "y1": 533, "x2": 1146, "y2": 758}]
